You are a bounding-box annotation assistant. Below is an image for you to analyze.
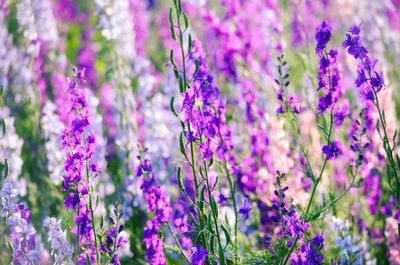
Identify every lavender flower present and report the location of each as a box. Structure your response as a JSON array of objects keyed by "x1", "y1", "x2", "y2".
[
  {"x1": 0, "y1": 107, "x2": 25, "y2": 196},
  {"x1": 8, "y1": 203, "x2": 42, "y2": 265},
  {"x1": 96, "y1": 0, "x2": 136, "y2": 60},
  {"x1": 330, "y1": 216, "x2": 362, "y2": 265},
  {"x1": 0, "y1": 182, "x2": 18, "y2": 218},
  {"x1": 0, "y1": 11, "x2": 13, "y2": 89},
  {"x1": 43, "y1": 217, "x2": 74, "y2": 265},
  {"x1": 16, "y1": 0, "x2": 39, "y2": 56},
  {"x1": 41, "y1": 101, "x2": 65, "y2": 184},
  {"x1": 31, "y1": 0, "x2": 59, "y2": 47}
]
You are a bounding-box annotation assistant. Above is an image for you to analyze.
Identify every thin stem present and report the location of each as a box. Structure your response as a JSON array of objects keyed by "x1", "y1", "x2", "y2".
[
  {"x1": 167, "y1": 223, "x2": 191, "y2": 263},
  {"x1": 282, "y1": 51, "x2": 335, "y2": 264},
  {"x1": 223, "y1": 160, "x2": 240, "y2": 264},
  {"x1": 203, "y1": 161, "x2": 226, "y2": 265},
  {"x1": 86, "y1": 163, "x2": 100, "y2": 262},
  {"x1": 373, "y1": 89, "x2": 400, "y2": 198}
]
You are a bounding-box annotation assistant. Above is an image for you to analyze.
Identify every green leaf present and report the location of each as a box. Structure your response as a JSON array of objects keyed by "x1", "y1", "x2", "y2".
[
  {"x1": 221, "y1": 224, "x2": 231, "y2": 249},
  {"x1": 396, "y1": 154, "x2": 400, "y2": 170},
  {"x1": 173, "y1": 68, "x2": 179, "y2": 80},
  {"x1": 178, "y1": 76, "x2": 184, "y2": 93},
  {"x1": 208, "y1": 157, "x2": 213, "y2": 167},
  {"x1": 183, "y1": 13, "x2": 189, "y2": 30},
  {"x1": 179, "y1": 132, "x2": 186, "y2": 157},
  {"x1": 169, "y1": 8, "x2": 176, "y2": 40},
  {"x1": 200, "y1": 185, "x2": 206, "y2": 203},
  {"x1": 95, "y1": 195, "x2": 99, "y2": 209},
  {"x1": 177, "y1": 0, "x2": 182, "y2": 14},
  {"x1": 212, "y1": 176, "x2": 219, "y2": 191},
  {"x1": 192, "y1": 60, "x2": 199, "y2": 80},
  {"x1": 100, "y1": 216, "x2": 104, "y2": 229},
  {"x1": 3, "y1": 159, "x2": 8, "y2": 179},
  {"x1": 170, "y1": 25, "x2": 176, "y2": 40},
  {"x1": 169, "y1": 96, "x2": 179, "y2": 118},
  {"x1": 0, "y1": 119, "x2": 6, "y2": 136},
  {"x1": 354, "y1": 178, "x2": 364, "y2": 188},
  {"x1": 209, "y1": 233, "x2": 216, "y2": 254},
  {"x1": 177, "y1": 167, "x2": 185, "y2": 191},
  {"x1": 218, "y1": 245, "x2": 226, "y2": 265},
  {"x1": 170, "y1": 49, "x2": 176, "y2": 67},
  {"x1": 210, "y1": 196, "x2": 218, "y2": 219},
  {"x1": 188, "y1": 34, "x2": 192, "y2": 54}
]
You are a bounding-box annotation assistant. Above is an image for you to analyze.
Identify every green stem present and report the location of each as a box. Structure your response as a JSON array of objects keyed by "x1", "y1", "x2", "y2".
[
  {"x1": 203, "y1": 161, "x2": 226, "y2": 265},
  {"x1": 282, "y1": 52, "x2": 335, "y2": 264},
  {"x1": 223, "y1": 161, "x2": 240, "y2": 264},
  {"x1": 167, "y1": 223, "x2": 191, "y2": 263},
  {"x1": 373, "y1": 89, "x2": 400, "y2": 199},
  {"x1": 86, "y1": 163, "x2": 100, "y2": 262}
]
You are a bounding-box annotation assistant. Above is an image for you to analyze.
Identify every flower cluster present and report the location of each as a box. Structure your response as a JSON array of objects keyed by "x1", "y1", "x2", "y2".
[
  {"x1": 315, "y1": 21, "x2": 343, "y2": 116},
  {"x1": 100, "y1": 202, "x2": 127, "y2": 265},
  {"x1": 342, "y1": 25, "x2": 385, "y2": 101},
  {"x1": 136, "y1": 157, "x2": 172, "y2": 265},
  {"x1": 330, "y1": 216, "x2": 362, "y2": 264},
  {"x1": 8, "y1": 203, "x2": 42, "y2": 265},
  {"x1": 270, "y1": 174, "x2": 325, "y2": 262},
  {"x1": 1, "y1": 0, "x2": 400, "y2": 264},
  {"x1": 183, "y1": 39, "x2": 236, "y2": 164}
]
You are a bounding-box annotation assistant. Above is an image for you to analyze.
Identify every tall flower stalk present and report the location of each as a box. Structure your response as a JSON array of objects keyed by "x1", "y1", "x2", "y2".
[
  {"x1": 280, "y1": 21, "x2": 362, "y2": 264},
  {"x1": 61, "y1": 68, "x2": 99, "y2": 263},
  {"x1": 343, "y1": 24, "x2": 400, "y2": 237},
  {"x1": 169, "y1": 0, "x2": 240, "y2": 263}
]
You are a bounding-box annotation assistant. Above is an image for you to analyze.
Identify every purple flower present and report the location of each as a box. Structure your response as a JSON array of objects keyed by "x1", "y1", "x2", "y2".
[
  {"x1": 8, "y1": 203, "x2": 42, "y2": 264},
  {"x1": 322, "y1": 140, "x2": 342, "y2": 160},
  {"x1": 239, "y1": 199, "x2": 252, "y2": 220},
  {"x1": 64, "y1": 192, "x2": 80, "y2": 210},
  {"x1": 137, "y1": 157, "x2": 171, "y2": 264},
  {"x1": 315, "y1": 21, "x2": 332, "y2": 54},
  {"x1": 315, "y1": 22, "x2": 342, "y2": 116},
  {"x1": 333, "y1": 101, "x2": 350, "y2": 126},
  {"x1": 343, "y1": 25, "x2": 386, "y2": 102},
  {"x1": 191, "y1": 246, "x2": 208, "y2": 265},
  {"x1": 290, "y1": 233, "x2": 325, "y2": 264},
  {"x1": 60, "y1": 68, "x2": 96, "y2": 259},
  {"x1": 100, "y1": 203, "x2": 126, "y2": 265}
]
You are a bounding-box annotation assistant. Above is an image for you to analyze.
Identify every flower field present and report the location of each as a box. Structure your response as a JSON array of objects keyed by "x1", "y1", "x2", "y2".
[{"x1": 0, "y1": 0, "x2": 400, "y2": 264}]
